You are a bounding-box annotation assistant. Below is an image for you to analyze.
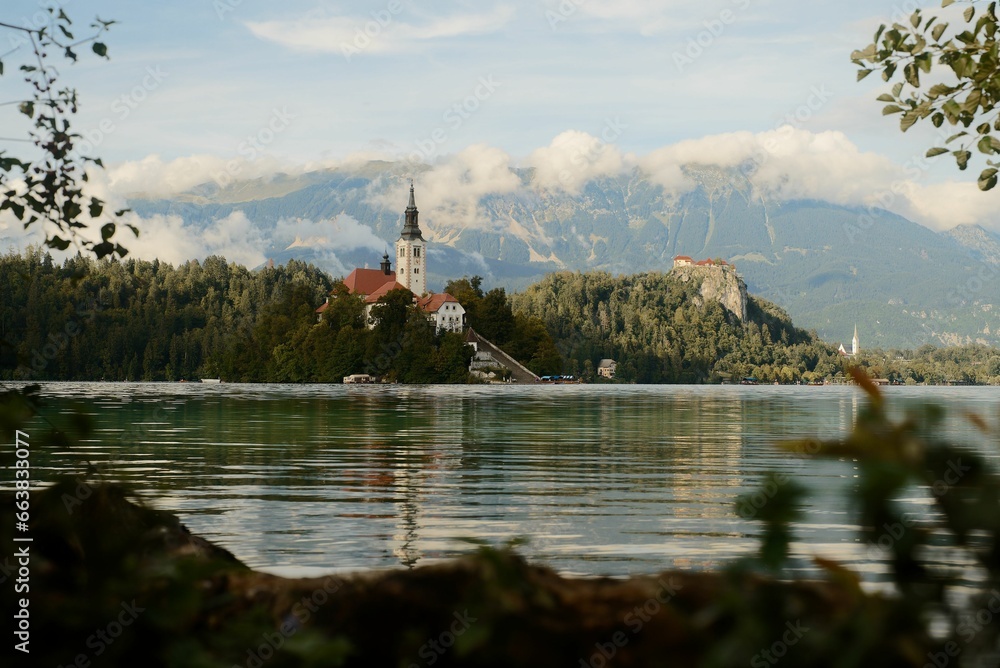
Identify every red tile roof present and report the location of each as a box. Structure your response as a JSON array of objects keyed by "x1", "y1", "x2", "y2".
[
  {"x1": 315, "y1": 301, "x2": 329, "y2": 314},
  {"x1": 344, "y1": 268, "x2": 398, "y2": 296},
  {"x1": 363, "y1": 281, "x2": 410, "y2": 304},
  {"x1": 674, "y1": 255, "x2": 693, "y2": 262},
  {"x1": 417, "y1": 292, "x2": 460, "y2": 313}
]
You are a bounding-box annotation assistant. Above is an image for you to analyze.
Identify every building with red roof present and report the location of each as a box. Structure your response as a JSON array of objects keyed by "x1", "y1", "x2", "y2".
[
  {"x1": 673, "y1": 255, "x2": 694, "y2": 268},
  {"x1": 317, "y1": 184, "x2": 466, "y2": 334}
]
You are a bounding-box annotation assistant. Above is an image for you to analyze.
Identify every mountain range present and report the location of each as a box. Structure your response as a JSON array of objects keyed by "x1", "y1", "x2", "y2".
[{"x1": 125, "y1": 161, "x2": 1000, "y2": 350}]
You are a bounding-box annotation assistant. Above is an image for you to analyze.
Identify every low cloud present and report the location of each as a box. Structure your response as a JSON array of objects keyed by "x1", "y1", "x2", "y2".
[
  {"x1": 273, "y1": 214, "x2": 387, "y2": 253},
  {"x1": 526, "y1": 130, "x2": 626, "y2": 194},
  {"x1": 9, "y1": 129, "x2": 998, "y2": 264},
  {"x1": 120, "y1": 211, "x2": 267, "y2": 267},
  {"x1": 364, "y1": 144, "x2": 522, "y2": 233}
]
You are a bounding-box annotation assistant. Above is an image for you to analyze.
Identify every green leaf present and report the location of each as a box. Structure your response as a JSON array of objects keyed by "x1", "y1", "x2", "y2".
[
  {"x1": 18, "y1": 102, "x2": 34, "y2": 119},
  {"x1": 932, "y1": 22, "x2": 948, "y2": 41},
  {"x1": 89, "y1": 198, "x2": 104, "y2": 218},
  {"x1": 876, "y1": 94, "x2": 896, "y2": 102},
  {"x1": 901, "y1": 112, "x2": 920, "y2": 131},
  {"x1": 883, "y1": 104, "x2": 905, "y2": 115},
  {"x1": 926, "y1": 147, "x2": 950, "y2": 157},
  {"x1": 48, "y1": 236, "x2": 71, "y2": 251},
  {"x1": 92, "y1": 42, "x2": 108, "y2": 58},
  {"x1": 978, "y1": 135, "x2": 997, "y2": 154},
  {"x1": 964, "y1": 6, "x2": 975, "y2": 22},
  {"x1": 92, "y1": 241, "x2": 114, "y2": 259},
  {"x1": 858, "y1": 68, "x2": 874, "y2": 81},
  {"x1": 978, "y1": 168, "x2": 998, "y2": 190},
  {"x1": 100, "y1": 223, "x2": 115, "y2": 241},
  {"x1": 955, "y1": 149, "x2": 972, "y2": 170}
]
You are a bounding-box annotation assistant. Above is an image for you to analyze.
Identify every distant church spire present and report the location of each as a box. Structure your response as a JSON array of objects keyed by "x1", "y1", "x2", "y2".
[{"x1": 400, "y1": 181, "x2": 424, "y2": 241}]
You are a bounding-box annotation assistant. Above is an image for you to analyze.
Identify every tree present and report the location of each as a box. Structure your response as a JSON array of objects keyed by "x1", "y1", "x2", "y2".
[
  {"x1": 0, "y1": 10, "x2": 133, "y2": 256},
  {"x1": 853, "y1": 1, "x2": 1000, "y2": 189}
]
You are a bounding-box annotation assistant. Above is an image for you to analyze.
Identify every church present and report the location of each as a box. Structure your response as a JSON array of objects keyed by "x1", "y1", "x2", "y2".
[
  {"x1": 837, "y1": 325, "x2": 860, "y2": 357},
  {"x1": 315, "y1": 184, "x2": 466, "y2": 334}
]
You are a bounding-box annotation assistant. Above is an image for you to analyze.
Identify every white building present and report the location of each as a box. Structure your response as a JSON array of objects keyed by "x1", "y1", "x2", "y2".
[{"x1": 417, "y1": 293, "x2": 466, "y2": 334}]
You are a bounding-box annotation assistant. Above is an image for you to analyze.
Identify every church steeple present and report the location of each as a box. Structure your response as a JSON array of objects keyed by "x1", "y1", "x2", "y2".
[
  {"x1": 380, "y1": 250, "x2": 392, "y2": 275},
  {"x1": 400, "y1": 181, "x2": 424, "y2": 241},
  {"x1": 395, "y1": 182, "x2": 427, "y2": 295}
]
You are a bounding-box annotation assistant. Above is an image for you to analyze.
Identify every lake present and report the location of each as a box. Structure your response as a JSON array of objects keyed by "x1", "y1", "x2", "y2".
[{"x1": 14, "y1": 382, "x2": 1000, "y2": 583}]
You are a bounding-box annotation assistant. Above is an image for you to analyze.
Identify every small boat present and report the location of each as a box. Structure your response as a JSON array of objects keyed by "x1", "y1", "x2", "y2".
[
  {"x1": 740, "y1": 377, "x2": 759, "y2": 385},
  {"x1": 200, "y1": 378, "x2": 222, "y2": 384}
]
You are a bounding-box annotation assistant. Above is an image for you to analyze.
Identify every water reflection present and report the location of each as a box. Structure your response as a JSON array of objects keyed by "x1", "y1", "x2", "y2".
[{"x1": 17, "y1": 382, "x2": 1000, "y2": 580}]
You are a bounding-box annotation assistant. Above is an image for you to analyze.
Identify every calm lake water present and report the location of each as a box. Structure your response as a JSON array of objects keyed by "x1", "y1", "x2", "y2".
[{"x1": 15, "y1": 383, "x2": 1000, "y2": 582}]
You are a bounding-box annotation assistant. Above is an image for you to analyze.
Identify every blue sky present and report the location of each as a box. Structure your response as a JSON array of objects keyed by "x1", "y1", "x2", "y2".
[
  {"x1": 1, "y1": 0, "x2": 997, "y2": 253},
  {"x1": 0, "y1": 0, "x2": 942, "y2": 161}
]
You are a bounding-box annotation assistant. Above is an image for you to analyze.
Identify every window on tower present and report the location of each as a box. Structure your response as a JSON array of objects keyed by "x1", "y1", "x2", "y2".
[
  {"x1": 414, "y1": 247, "x2": 421, "y2": 258},
  {"x1": 414, "y1": 268, "x2": 419, "y2": 274}
]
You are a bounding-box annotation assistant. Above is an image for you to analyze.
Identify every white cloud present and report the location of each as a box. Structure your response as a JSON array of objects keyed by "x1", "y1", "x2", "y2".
[
  {"x1": 246, "y1": 5, "x2": 516, "y2": 55},
  {"x1": 273, "y1": 214, "x2": 387, "y2": 253},
  {"x1": 95, "y1": 154, "x2": 305, "y2": 199},
  {"x1": 526, "y1": 130, "x2": 626, "y2": 194},
  {"x1": 409, "y1": 144, "x2": 521, "y2": 230},
  {"x1": 121, "y1": 211, "x2": 266, "y2": 267},
  {"x1": 902, "y1": 182, "x2": 1000, "y2": 231}
]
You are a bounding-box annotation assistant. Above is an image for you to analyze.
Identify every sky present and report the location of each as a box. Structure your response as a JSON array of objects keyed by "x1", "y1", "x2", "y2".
[{"x1": 1, "y1": 0, "x2": 997, "y2": 263}]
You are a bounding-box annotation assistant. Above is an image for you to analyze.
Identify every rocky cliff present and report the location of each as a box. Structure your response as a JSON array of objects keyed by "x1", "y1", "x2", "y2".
[{"x1": 672, "y1": 265, "x2": 749, "y2": 323}]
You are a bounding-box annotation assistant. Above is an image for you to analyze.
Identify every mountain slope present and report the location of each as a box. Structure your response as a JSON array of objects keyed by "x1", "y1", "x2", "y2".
[{"x1": 125, "y1": 162, "x2": 1000, "y2": 349}]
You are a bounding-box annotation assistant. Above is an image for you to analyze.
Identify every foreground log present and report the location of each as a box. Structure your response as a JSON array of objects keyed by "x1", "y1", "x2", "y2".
[{"x1": 2, "y1": 480, "x2": 933, "y2": 667}]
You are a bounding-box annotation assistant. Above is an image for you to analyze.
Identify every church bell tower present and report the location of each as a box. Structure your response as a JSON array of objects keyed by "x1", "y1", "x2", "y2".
[{"x1": 395, "y1": 182, "x2": 426, "y2": 295}]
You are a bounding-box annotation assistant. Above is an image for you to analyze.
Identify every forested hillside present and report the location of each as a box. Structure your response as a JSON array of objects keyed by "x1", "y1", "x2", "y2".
[
  {"x1": 0, "y1": 250, "x2": 474, "y2": 383},
  {"x1": 511, "y1": 269, "x2": 845, "y2": 383},
  {"x1": 117, "y1": 161, "x2": 1000, "y2": 349}
]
